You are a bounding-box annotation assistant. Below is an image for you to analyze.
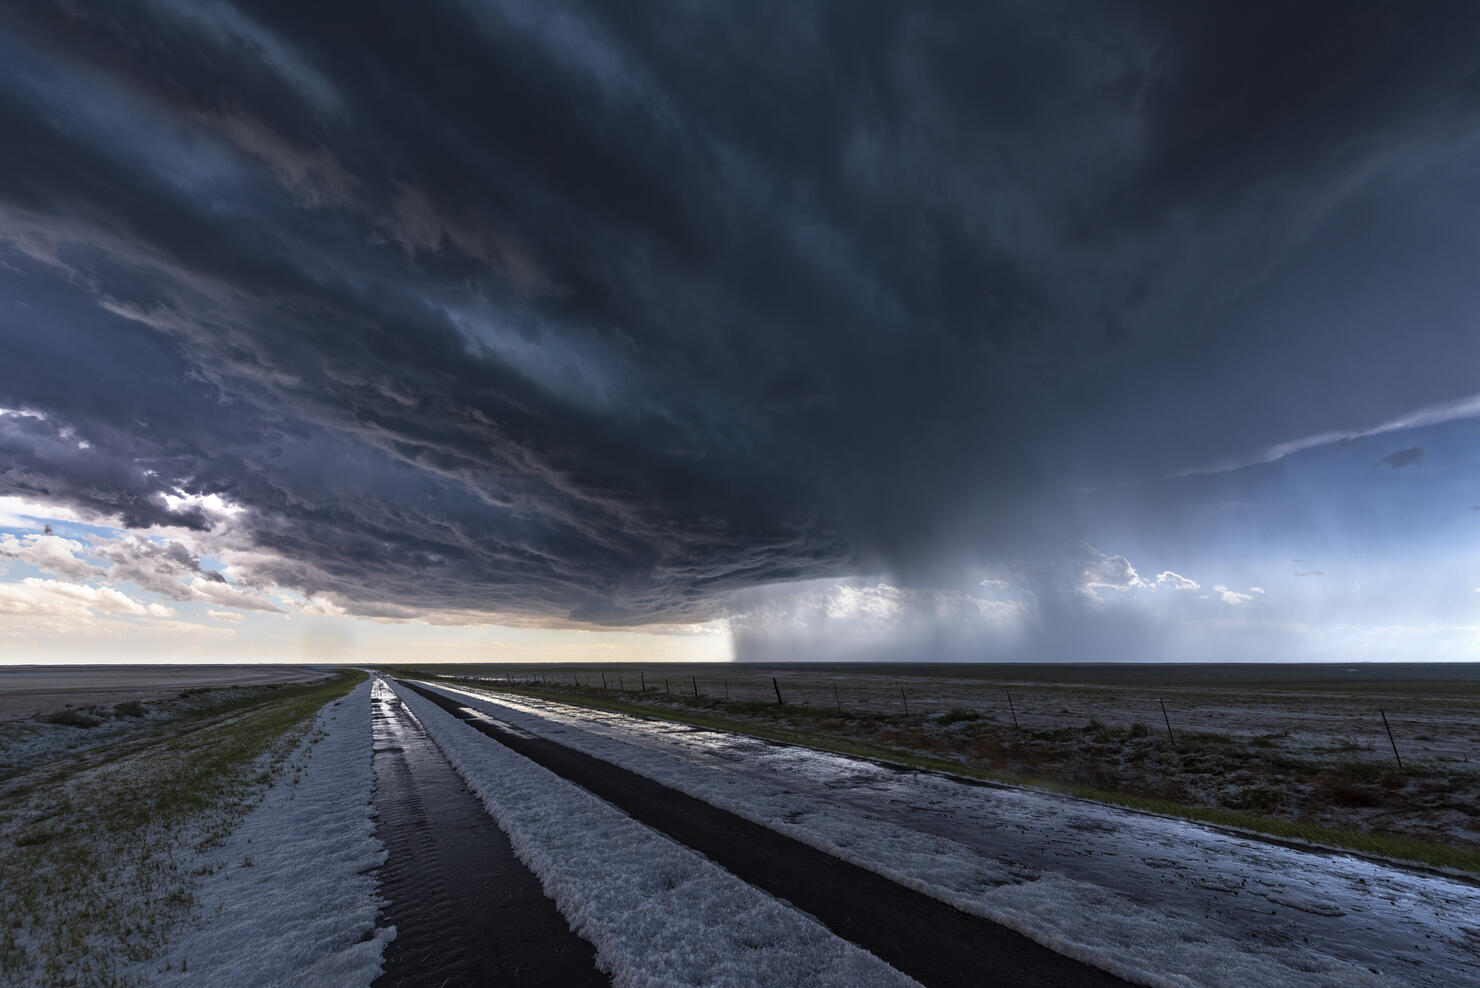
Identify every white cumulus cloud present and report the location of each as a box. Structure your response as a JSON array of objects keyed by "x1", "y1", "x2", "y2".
[
  {"x1": 1079, "y1": 545, "x2": 1147, "y2": 595},
  {"x1": 0, "y1": 533, "x2": 104, "y2": 581},
  {"x1": 0, "y1": 578, "x2": 174, "y2": 618},
  {"x1": 1212, "y1": 584, "x2": 1255, "y2": 605}
]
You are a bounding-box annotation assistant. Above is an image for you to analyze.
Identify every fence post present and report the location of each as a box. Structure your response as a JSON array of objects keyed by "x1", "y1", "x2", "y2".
[
  {"x1": 724, "y1": 679, "x2": 730, "y2": 701},
  {"x1": 619, "y1": 676, "x2": 625, "y2": 691},
  {"x1": 900, "y1": 686, "x2": 909, "y2": 716},
  {"x1": 773, "y1": 677, "x2": 784, "y2": 706},
  {"x1": 1005, "y1": 690, "x2": 1019, "y2": 729},
  {"x1": 833, "y1": 684, "x2": 842, "y2": 713},
  {"x1": 1380, "y1": 709, "x2": 1403, "y2": 769},
  {"x1": 692, "y1": 676, "x2": 699, "y2": 698},
  {"x1": 601, "y1": 672, "x2": 607, "y2": 690},
  {"x1": 664, "y1": 679, "x2": 670, "y2": 694},
  {"x1": 640, "y1": 671, "x2": 646, "y2": 692},
  {"x1": 1160, "y1": 699, "x2": 1175, "y2": 744}
]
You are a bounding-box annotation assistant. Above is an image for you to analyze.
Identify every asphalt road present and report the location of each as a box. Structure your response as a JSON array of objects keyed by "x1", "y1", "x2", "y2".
[
  {"x1": 398, "y1": 679, "x2": 1126, "y2": 988},
  {"x1": 372, "y1": 684, "x2": 606, "y2": 987}
]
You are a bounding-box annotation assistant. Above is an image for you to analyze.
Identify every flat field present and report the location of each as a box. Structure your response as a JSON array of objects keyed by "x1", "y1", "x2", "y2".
[{"x1": 0, "y1": 664, "x2": 328, "y2": 722}]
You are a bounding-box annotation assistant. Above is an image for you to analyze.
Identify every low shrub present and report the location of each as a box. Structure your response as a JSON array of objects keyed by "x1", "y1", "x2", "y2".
[
  {"x1": 14, "y1": 831, "x2": 55, "y2": 848},
  {"x1": 1316, "y1": 774, "x2": 1383, "y2": 808},
  {"x1": 43, "y1": 709, "x2": 101, "y2": 729}
]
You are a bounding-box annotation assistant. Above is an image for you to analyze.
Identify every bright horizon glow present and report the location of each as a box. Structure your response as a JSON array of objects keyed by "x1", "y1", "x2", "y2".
[{"x1": 4, "y1": 462, "x2": 1480, "y2": 664}]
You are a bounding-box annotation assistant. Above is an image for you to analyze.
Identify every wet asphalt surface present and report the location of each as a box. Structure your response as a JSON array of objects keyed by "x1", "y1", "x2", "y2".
[{"x1": 371, "y1": 684, "x2": 606, "y2": 987}]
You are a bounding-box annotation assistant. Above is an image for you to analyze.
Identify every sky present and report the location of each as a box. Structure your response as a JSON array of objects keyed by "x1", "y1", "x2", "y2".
[{"x1": 2, "y1": 1, "x2": 1479, "y2": 665}]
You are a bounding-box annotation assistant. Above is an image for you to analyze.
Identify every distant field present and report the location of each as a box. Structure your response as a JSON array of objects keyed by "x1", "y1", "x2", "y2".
[
  {"x1": 0, "y1": 665, "x2": 329, "y2": 721},
  {"x1": 389, "y1": 659, "x2": 1480, "y2": 692},
  {"x1": 388, "y1": 661, "x2": 1480, "y2": 868}
]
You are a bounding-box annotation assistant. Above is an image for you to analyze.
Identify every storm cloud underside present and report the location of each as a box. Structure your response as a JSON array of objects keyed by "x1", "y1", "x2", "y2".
[{"x1": 3, "y1": 1, "x2": 1480, "y2": 659}]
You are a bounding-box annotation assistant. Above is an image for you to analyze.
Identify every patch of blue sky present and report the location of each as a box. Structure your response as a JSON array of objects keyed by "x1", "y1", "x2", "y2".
[
  {"x1": 0, "y1": 510, "x2": 119, "y2": 544},
  {"x1": 1070, "y1": 412, "x2": 1480, "y2": 655}
]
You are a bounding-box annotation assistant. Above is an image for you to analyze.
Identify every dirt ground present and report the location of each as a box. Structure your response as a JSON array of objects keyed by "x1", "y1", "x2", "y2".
[{"x1": 0, "y1": 665, "x2": 329, "y2": 721}]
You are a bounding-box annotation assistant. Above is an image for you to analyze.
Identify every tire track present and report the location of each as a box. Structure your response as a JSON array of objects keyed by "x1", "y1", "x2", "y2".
[{"x1": 372, "y1": 685, "x2": 606, "y2": 987}]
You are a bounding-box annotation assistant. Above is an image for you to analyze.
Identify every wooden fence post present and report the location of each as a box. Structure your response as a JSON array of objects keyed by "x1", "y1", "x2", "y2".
[
  {"x1": 1005, "y1": 690, "x2": 1019, "y2": 729},
  {"x1": 1160, "y1": 700, "x2": 1175, "y2": 744},
  {"x1": 1380, "y1": 709, "x2": 1403, "y2": 769},
  {"x1": 773, "y1": 677, "x2": 784, "y2": 706}
]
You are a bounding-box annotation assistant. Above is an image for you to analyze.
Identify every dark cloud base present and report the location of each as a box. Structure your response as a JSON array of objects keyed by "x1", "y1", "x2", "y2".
[{"x1": 3, "y1": 2, "x2": 1480, "y2": 633}]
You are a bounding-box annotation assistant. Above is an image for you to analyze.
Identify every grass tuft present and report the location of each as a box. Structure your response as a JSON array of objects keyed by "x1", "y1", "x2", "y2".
[{"x1": 42, "y1": 709, "x2": 102, "y2": 729}]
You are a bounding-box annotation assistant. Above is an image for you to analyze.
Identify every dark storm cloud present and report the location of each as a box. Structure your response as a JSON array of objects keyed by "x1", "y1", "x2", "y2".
[
  {"x1": 1380, "y1": 447, "x2": 1425, "y2": 469},
  {"x1": 2, "y1": 1, "x2": 1480, "y2": 631}
]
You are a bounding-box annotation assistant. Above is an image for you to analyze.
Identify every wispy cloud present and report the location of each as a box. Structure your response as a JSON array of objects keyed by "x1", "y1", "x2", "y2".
[{"x1": 1175, "y1": 392, "x2": 1480, "y2": 477}]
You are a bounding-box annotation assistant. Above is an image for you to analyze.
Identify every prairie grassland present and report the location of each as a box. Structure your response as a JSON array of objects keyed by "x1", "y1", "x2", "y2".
[
  {"x1": 396, "y1": 663, "x2": 1480, "y2": 875},
  {"x1": 0, "y1": 671, "x2": 362, "y2": 986}
]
